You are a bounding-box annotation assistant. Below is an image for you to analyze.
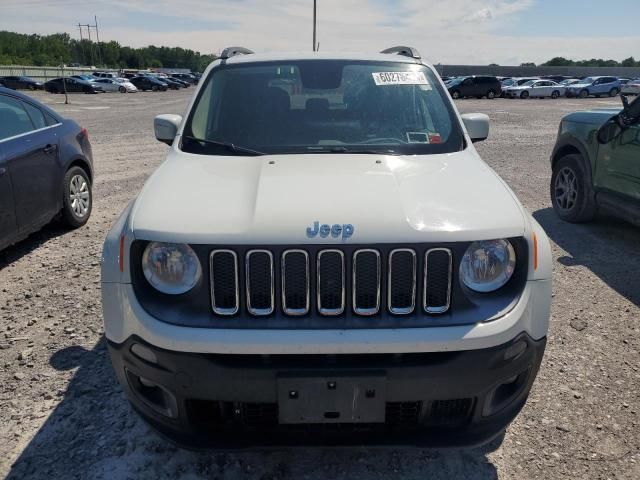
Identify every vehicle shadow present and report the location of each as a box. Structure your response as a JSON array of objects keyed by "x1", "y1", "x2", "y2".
[
  {"x1": 6, "y1": 338, "x2": 500, "y2": 479},
  {"x1": 534, "y1": 207, "x2": 640, "y2": 306},
  {"x1": 0, "y1": 222, "x2": 68, "y2": 271}
]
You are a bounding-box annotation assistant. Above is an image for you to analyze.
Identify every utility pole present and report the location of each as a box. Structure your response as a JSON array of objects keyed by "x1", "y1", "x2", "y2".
[
  {"x1": 93, "y1": 16, "x2": 102, "y2": 66},
  {"x1": 312, "y1": 0, "x2": 317, "y2": 52},
  {"x1": 78, "y1": 23, "x2": 85, "y2": 65}
]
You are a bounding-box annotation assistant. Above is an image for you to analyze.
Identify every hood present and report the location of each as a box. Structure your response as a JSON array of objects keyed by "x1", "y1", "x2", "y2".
[{"x1": 130, "y1": 148, "x2": 526, "y2": 245}]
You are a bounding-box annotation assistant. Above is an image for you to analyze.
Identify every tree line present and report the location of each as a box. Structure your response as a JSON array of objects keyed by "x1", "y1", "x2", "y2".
[
  {"x1": 0, "y1": 31, "x2": 217, "y2": 72},
  {"x1": 521, "y1": 56, "x2": 640, "y2": 68}
]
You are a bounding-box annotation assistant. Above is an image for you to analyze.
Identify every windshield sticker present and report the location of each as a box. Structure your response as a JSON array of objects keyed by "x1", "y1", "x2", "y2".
[
  {"x1": 372, "y1": 71, "x2": 430, "y2": 86},
  {"x1": 406, "y1": 132, "x2": 430, "y2": 143}
]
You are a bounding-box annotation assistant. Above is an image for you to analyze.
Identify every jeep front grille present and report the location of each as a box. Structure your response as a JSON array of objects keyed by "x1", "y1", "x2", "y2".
[{"x1": 209, "y1": 247, "x2": 453, "y2": 317}]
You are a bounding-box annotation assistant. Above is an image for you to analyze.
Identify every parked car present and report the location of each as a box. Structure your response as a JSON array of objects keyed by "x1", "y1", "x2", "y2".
[
  {"x1": 0, "y1": 87, "x2": 93, "y2": 251},
  {"x1": 540, "y1": 75, "x2": 570, "y2": 83},
  {"x1": 622, "y1": 79, "x2": 640, "y2": 96},
  {"x1": 565, "y1": 76, "x2": 621, "y2": 98},
  {"x1": 618, "y1": 78, "x2": 631, "y2": 85},
  {"x1": 0, "y1": 76, "x2": 44, "y2": 90},
  {"x1": 71, "y1": 74, "x2": 98, "y2": 82},
  {"x1": 504, "y1": 80, "x2": 564, "y2": 99},
  {"x1": 559, "y1": 78, "x2": 581, "y2": 87},
  {"x1": 447, "y1": 75, "x2": 502, "y2": 99},
  {"x1": 550, "y1": 94, "x2": 640, "y2": 225},
  {"x1": 102, "y1": 46, "x2": 551, "y2": 448},
  {"x1": 149, "y1": 76, "x2": 182, "y2": 90},
  {"x1": 129, "y1": 76, "x2": 168, "y2": 92},
  {"x1": 168, "y1": 76, "x2": 190, "y2": 88},
  {"x1": 44, "y1": 77, "x2": 103, "y2": 94},
  {"x1": 92, "y1": 77, "x2": 137, "y2": 93},
  {"x1": 93, "y1": 71, "x2": 119, "y2": 79},
  {"x1": 501, "y1": 77, "x2": 538, "y2": 89}
]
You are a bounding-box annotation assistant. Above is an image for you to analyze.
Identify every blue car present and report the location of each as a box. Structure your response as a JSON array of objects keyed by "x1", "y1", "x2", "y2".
[
  {"x1": 566, "y1": 76, "x2": 622, "y2": 98},
  {"x1": 0, "y1": 87, "x2": 94, "y2": 251}
]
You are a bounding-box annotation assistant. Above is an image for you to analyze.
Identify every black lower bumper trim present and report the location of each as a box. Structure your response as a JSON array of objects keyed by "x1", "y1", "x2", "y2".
[{"x1": 108, "y1": 334, "x2": 546, "y2": 448}]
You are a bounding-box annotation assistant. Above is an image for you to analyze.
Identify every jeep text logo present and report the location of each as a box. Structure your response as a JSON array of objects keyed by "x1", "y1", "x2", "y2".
[{"x1": 306, "y1": 221, "x2": 354, "y2": 240}]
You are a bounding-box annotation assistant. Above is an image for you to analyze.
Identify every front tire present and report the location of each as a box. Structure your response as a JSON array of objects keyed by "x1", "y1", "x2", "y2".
[
  {"x1": 579, "y1": 89, "x2": 589, "y2": 98},
  {"x1": 487, "y1": 90, "x2": 496, "y2": 99},
  {"x1": 451, "y1": 90, "x2": 461, "y2": 99},
  {"x1": 551, "y1": 90, "x2": 560, "y2": 99},
  {"x1": 61, "y1": 166, "x2": 92, "y2": 228},
  {"x1": 119, "y1": 86, "x2": 126, "y2": 93},
  {"x1": 520, "y1": 91, "x2": 530, "y2": 99},
  {"x1": 551, "y1": 154, "x2": 596, "y2": 223}
]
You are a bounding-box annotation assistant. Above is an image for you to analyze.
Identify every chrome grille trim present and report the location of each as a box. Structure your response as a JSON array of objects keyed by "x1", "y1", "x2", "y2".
[
  {"x1": 317, "y1": 249, "x2": 345, "y2": 316},
  {"x1": 388, "y1": 248, "x2": 417, "y2": 315},
  {"x1": 352, "y1": 249, "x2": 381, "y2": 316},
  {"x1": 245, "y1": 250, "x2": 275, "y2": 316},
  {"x1": 209, "y1": 249, "x2": 239, "y2": 316},
  {"x1": 281, "y1": 249, "x2": 310, "y2": 316},
  {"x1": 423, "y1": 248, "x2": 453, "y2": 314}
]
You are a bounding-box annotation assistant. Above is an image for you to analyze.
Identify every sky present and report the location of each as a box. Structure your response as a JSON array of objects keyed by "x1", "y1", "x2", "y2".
[{"x1": 2, "y1": 0, "x2": 639, "y2": 65}]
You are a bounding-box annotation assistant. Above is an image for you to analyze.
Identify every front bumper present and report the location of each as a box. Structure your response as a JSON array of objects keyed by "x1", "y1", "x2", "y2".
[{"x1": 109, "y1": 333, "x2": 546, "y2": 448}]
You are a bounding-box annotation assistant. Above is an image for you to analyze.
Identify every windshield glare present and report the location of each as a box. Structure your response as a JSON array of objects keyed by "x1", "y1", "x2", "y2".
[{"x1": 183, "y1": 61, "x2": 464, "y2": 156}]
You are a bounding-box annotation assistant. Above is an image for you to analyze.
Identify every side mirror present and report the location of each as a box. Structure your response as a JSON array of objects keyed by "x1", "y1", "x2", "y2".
[
  {"x1": 597, "y1": 119, "x2": 623, "y2": 144},
  {"x1": 154, "y1": 114, "x2": 182, "y2": 145},
  {"x1": 461, "y1": 113, "x2": 490, "y2": 143}
]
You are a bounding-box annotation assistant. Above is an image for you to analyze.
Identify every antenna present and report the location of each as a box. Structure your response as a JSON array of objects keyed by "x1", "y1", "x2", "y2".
[{"x1": 312, "y1": 0, "x2": 318, "y2": 52}]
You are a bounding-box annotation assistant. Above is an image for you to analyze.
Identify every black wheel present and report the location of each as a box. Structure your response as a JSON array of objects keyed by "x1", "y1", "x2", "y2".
[
  {"x1": 579, "y1": 89, "x2": 589, "y2": 98},
  {"x1": 152, "y1": 86, "x2": 158, "y2": 92},
  {"x1": 451, "y1": 90, "x2": 461, "y2": 99},
  {"x1": 119, "y1": 86, "x2": 126, "y2": 93},
  {"x1": 61, "y1": 166, "x2": 92, "y2": 228},
  {"x1": 551, "y1": 90, "x2": 560, "y2": 99},
  {"x1": 28, "y1": 84, "x2": 35, "y2": 91},
  {"x1": 487, "y1": 90, "x2": 496, "y2": 99},
  {"x1": 551, "y1": 154, "x2": 596, "y2": 223},
  {"x1": 520, "y1": 91, "x2": 530, "y2": 99},
  {"x1": 609, "y1": 88, "x2": 619, "y2": 97}
]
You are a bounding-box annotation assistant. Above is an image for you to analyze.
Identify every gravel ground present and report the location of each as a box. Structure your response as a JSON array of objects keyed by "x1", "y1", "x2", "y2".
[{"x1": 1, "y1": 89, "x2": 639, "y2": 480}]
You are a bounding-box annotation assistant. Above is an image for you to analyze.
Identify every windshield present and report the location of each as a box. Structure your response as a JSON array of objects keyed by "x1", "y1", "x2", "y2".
[
  {"x1": 582, "y1": 77, "x2": 596, "y2": 83},
  {"x1": 502, "y1": 79, "x2": 515, "y2": 86},
  {"x1": 182, "y1": 60, "x2": 464, "y2": 156},
  {"x1": 521, "y1": 80, "x2": 537, "y2": 87}
]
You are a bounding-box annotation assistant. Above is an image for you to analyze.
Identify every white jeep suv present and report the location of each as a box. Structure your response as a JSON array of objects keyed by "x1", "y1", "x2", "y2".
[{"x1": 101, "y1": 46, "x2": 552, "y2": 447}]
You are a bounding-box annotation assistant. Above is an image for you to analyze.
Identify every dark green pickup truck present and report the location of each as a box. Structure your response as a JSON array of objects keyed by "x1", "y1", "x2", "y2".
[{"x1": 550, "y1": 95, "x2": 640, "y2": 225}]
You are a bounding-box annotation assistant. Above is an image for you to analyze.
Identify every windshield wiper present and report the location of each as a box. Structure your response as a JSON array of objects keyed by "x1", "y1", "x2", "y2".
[
  {"x1": 310, "y1": 146, "x2": 398, "y2": 155},
  {"x1": 182, "y1": 135, "x2": 265, "y2": 156}
]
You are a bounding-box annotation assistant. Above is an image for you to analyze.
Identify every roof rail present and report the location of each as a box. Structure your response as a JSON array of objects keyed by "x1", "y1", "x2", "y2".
[
  {"x1": 220, "y1": 47, "x2": 254, "y2": 60},
  {"x1": 380, "y1": 46, "x2": 421, "y2": 60}
]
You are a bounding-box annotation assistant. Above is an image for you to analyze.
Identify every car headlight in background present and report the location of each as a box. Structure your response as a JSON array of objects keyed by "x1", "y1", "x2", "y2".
[
  {"x1": 142, "y1": 242, "x2": 202, "y2": 294},
  {"x1": 460, "y1": 239, "x2": 516, "y2": 293}
]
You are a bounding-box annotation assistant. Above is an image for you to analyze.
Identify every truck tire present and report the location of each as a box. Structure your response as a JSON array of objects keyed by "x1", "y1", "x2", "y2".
[{"x1": 551, "y1": 154, "x2": 596, "y2": 223}]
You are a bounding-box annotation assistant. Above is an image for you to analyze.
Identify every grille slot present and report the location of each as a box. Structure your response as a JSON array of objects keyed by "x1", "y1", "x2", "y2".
[
  {"x1": 246, "y1": 250, "x2": 274, "y2": 316},
  {"x1": 210, "y1": 250, "x2": 239, "y2": 316},
  {"x1": 352, "y1": 249, "x2": 381, "y2": 315},
  {"x1": 317, "y1": 250, "x2": 345, "y2": 316},
  {"x1": 388, "y1": 249, "x2": 417, "y2": 315},
  {"x1": 427, "y1": 398, "x2": 473, "y2": 426},
  {"x1": 424, "y1": 248, "x2": 452, "y2": 314},
  {"x1": 281, "y1": 250, "x2": 310, "y2": 316}
]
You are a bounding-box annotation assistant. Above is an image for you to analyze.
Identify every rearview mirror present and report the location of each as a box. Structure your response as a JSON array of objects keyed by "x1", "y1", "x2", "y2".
[
  {"x1": 154, "y1": 114, "x2": 182, "y2": 145},
  {"x1": 461, "y1": 113, "x2": 490, "y2": 143},
  {"x1": 597, "y1": 119, "x2": 623, "y2": 144}
]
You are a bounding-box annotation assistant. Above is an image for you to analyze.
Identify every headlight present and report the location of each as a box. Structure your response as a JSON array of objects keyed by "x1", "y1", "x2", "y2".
[
  {"x1": 460, "y1": 239, "x2": 516, "y2": 293},
  {"x1": 142, "y1": 242, "x2": 202, "y2": 294}
]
